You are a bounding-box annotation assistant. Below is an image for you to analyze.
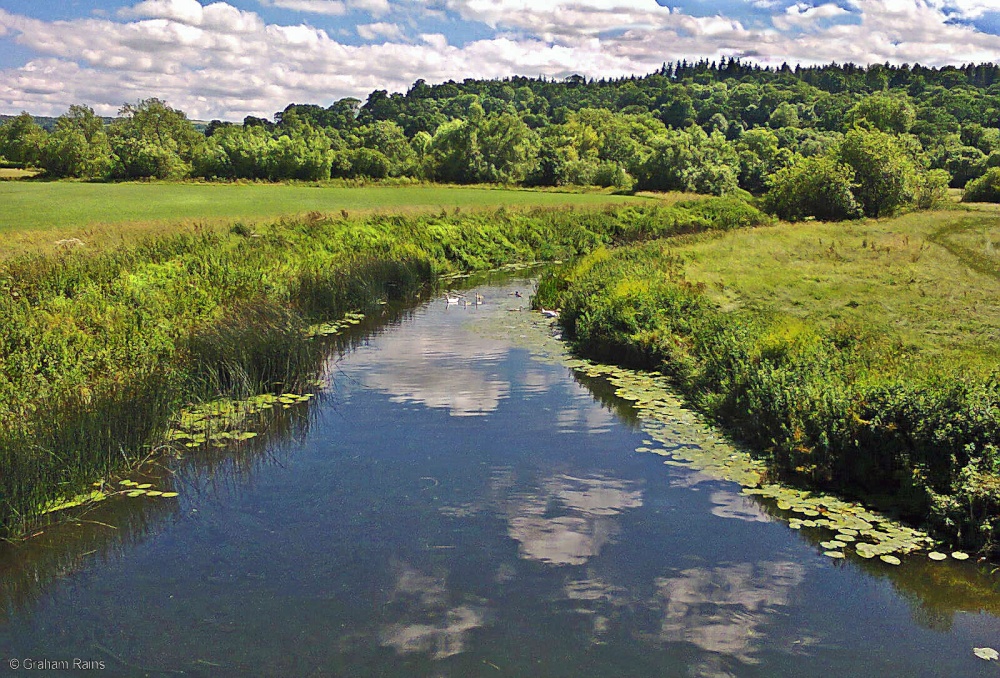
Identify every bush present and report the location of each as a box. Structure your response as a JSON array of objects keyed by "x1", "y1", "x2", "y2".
[
  {"x1": 914, "y1": 169, "x2": 951, "y2": 209},
  {"x1": 838, "y1": 128, "x2": 918, "y2": 218},
  {"x1": 962, "y1": 166, "x2": 1000, "y2": 202},
  {"x1": 763, "y1": 155, "x2": 863, "y2": 221},
  {"x1": 593, "y1": 162, "x2": 635, "y2": 191}
]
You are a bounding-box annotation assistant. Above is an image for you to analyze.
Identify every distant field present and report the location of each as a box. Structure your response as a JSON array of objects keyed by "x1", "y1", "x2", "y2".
[
  {"x1": 0, "y1": 181, "x2": 643, "y2": 236},
  {"x1": 0, "y1": 168, "x2": 39, "y2": 179},
  {"x1": 677, "y1": 206, "x2": 1000, "y2": 365}
]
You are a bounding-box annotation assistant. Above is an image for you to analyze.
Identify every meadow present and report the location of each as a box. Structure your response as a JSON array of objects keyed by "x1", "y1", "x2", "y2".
[
  {"x1": 535, "y1": 204, "x2": 1000, "y2": 553},
  {"x1": 0, "y1": 181, "x2": 643, "y2": 246}
]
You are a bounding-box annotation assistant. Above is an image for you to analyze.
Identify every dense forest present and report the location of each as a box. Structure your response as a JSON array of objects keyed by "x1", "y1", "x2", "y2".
[{"x1": 6, "y1": 59, "x2": 1000, "y2": 218}]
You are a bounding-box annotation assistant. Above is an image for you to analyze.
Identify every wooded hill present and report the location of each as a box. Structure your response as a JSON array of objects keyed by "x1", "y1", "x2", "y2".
[{"x1": 5, "y1": 59, "x2": 1000, "y2": 218}]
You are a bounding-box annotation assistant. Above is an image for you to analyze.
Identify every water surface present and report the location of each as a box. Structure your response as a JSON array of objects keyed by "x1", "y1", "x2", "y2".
[{"x1": 1, "y1": 276, "x2": 998, "y2": 677}]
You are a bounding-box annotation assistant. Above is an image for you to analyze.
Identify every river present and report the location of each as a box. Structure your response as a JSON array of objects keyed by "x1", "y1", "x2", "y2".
[{"x1": 0, "y1": 273, "x2": 998, "y2": 677}]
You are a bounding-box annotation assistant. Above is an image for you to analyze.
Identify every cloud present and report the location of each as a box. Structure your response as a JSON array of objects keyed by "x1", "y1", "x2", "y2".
[
  {"x1": 258, "y1": 0, "x2": 392, "y2": 16},
  {"x1": 121, "y1": 0, "x2": 266, "y2": 31},
  {"x1": 2, "y1": 1, "x2": 1000, "y2": 120},
  {"x1": 259, "y1": 0, "x2": 346, "y2": 15},
  {"x1": 350, "y1": 0, "x2": 393, "y2": 17},
  {"x1": 357, "y1": 21, "x2": 406, "y2": 41},
  {"x1": 927, "y1": 0, "x2": 997, "y2": 20},
  {"x1": 772, "y1": 2, "x2": 852, "y2": 31}
]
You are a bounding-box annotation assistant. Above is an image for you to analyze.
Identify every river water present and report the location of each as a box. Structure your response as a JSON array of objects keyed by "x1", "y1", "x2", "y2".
[{"x1": 1, "y1": 274, "x2": 999, "y2": 677}]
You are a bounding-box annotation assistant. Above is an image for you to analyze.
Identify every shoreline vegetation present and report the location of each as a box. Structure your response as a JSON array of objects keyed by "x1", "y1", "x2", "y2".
[
  {"x1": 0, "y1": 197, "x2": 754, "y2": 540},
  {"x1": 534, "y1": 203, "x2": 1000, "y2": 556},
  {"x1": 2, "y1": 188, "x2": 999, "y2": 557}
]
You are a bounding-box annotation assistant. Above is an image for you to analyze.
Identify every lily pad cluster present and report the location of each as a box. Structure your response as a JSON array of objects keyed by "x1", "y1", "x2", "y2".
[
  {"x1": 741, "y1": 485, "x2": 939, "y2": 561},
  {"x1": 39, "y1": 489, "x2": 109, "y2": 515},
  {"x1": 563, "y1": 354, "x2": 953, "y2": 565},
  {"x1": 167, "y1": 392, "x2": 314, "y2": 449},
  {"x1": 38, "y1": 479, "x2": 181, "y2": 517},
  {"x1": 117, "y1": 479, "x2": 178, "y2": 499},
  {"x1": 307, "y1": 311, "x2": 365, "y2": 338}
]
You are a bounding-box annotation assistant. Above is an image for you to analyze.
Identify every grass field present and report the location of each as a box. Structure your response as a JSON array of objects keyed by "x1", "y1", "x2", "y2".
[
  {"x1": 678, "y1": 207, "x2": 1000, "y2": 367},
  {"x1": 0, "y1": 169, "x2": 39, "y2": 180},
  {"x1": 0, "y1": 181, "x2": 645, "y2": 244}
]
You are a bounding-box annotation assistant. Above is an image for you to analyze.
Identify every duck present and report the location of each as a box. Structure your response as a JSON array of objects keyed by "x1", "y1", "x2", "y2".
[{"x1": 540, "y1": 308, "x2": 559, "y2": 318}]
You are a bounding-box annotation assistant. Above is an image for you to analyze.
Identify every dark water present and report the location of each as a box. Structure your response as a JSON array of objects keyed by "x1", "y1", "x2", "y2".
[{"x1": 1, "y1": 276, "x2": 999, "y2": 677}]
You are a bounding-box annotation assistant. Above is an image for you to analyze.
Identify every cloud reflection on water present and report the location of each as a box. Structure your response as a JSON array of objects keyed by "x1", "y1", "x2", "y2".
[
  {"x1": 651, "y1": 561, "x2": 805, "y2": 666},
  {"x1": 351, "y1": 311, "x2": 511, "y2": 416},
  {"x1": 377, "y1": 561, "x2": 488, "y2": 660},
  {"x1": 503, "y1": 473, "x2": 644, "y2": 566}
]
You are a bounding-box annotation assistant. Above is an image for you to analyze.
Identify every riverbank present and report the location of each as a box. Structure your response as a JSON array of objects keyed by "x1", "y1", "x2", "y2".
[
  {"x1": 534, "y1": 206, "x2": 1000, "y2": 554},
  {"x1": 0, "y1": 197, "x2": 768, "y2": 539}
]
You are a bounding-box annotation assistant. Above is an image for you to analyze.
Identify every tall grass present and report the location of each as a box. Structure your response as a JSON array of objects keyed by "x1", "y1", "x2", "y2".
[{"x1": 0, "y1": 197, "x2": 759, "y2": 538}]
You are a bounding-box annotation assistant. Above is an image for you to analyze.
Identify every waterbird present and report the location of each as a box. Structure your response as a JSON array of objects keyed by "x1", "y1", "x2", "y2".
[
  {"x1": 540, "y1": 308, "x2": 559, "y2": 318},
  {"x1": 444, "y1": 293, "x2": 463, "y2": 305}
]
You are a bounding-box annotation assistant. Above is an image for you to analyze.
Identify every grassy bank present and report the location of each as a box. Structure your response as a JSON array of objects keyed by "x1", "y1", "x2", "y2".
[
  {"x1": 535, "y1": 207, "x2": 1000, "y2": 554},
  {"x1": 0, "y1": 197, "x2": 750, "y2": 539}
]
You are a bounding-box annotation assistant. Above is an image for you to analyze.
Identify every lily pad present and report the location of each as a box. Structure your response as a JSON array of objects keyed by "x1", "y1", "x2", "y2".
[
  {"x1": 952, "y1": 551, "x2": 970, "y2": 561},
  {"x1": 928, "y1": 552, "x2": 947, "y2": 561},
  {"x1": 879, "y1": 555, "x2": 901, "y2": 566},
  {"x1": 823, "y1": 551, "x2": 845, "y2": 559},
  {"x1": 161, "y1": 492, "x2": 179, "y2": 498},
  {"x1": 974, "y1": 647, "x2": 999, "y2": 661}
]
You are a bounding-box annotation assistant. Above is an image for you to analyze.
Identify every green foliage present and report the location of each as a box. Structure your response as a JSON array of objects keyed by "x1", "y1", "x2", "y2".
[
  {"x1": 838, "y1": 128, "x2": 919, "y2": 217},
  {"x1": 427, "y1": 118, "x2": 482, "y2": 183},
  {"x1": 934, "y1": 142, "x2": 988, "y2": 188},
  {"x1": 846, "y1": 93, "x2": 916, "y2": 134},
  {"x1": 768, "y1": 101, "x2": 800, "y2": 129},
  {"x1": 109, "y1": 99, "x2": 202, "y2": 179},
  {"x1": 962, "y1": 166, "x2": 1000, "y2": 202},
  {"x1": 0, "y1": 112, "x2": 47, "y2": 166},
  {"x1": 914, "y1": 168, "x2": 951, "y2": 209},
  {"x1": 39, "y1": 106, "x2": 115, "y2": 179},
  {"x1": 12, "y1": 59, "x2": 1000, "y2": 204},
  {"x1": 736, "y1": 128, "x2": 794, "y2": 194},
  {"x1": 763, "y1": 155, "x2": 862, "y2": 221},
  {"x1": 636, "y1": 126, "x2": 739, "y2": 195}
]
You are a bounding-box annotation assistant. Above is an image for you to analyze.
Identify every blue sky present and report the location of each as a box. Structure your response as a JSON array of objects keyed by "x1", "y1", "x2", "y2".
[{"x1": 1, "y1": 1, "x2": 999, "y2": 120}]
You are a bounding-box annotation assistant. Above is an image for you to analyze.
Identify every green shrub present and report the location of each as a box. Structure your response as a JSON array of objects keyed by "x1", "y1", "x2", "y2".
[
  {"x1": 763, "y1": 155, "x2": 863, "y2": 221},
  {"x1": 962, "y1": 166, "x2": 1000, "y2": 202}
]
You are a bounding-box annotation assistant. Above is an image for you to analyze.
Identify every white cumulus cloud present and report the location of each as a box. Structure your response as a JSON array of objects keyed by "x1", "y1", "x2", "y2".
[
  {"x1": 0, "y1": 1, "x2": 1000, "y2": 120},
  {"x1": 357, "y1": 22, "x2": 406, "y2": 41}
]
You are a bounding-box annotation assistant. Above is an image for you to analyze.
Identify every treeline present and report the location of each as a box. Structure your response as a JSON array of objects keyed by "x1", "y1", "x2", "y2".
[{"x1": 5, "y1": 59, "x2": 1000, "y2": 216}]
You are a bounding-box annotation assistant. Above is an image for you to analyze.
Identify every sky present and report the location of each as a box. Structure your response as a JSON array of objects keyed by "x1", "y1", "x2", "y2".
[{"x1": 1, "y1": 0, "x2": 999, "y2": 121}]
